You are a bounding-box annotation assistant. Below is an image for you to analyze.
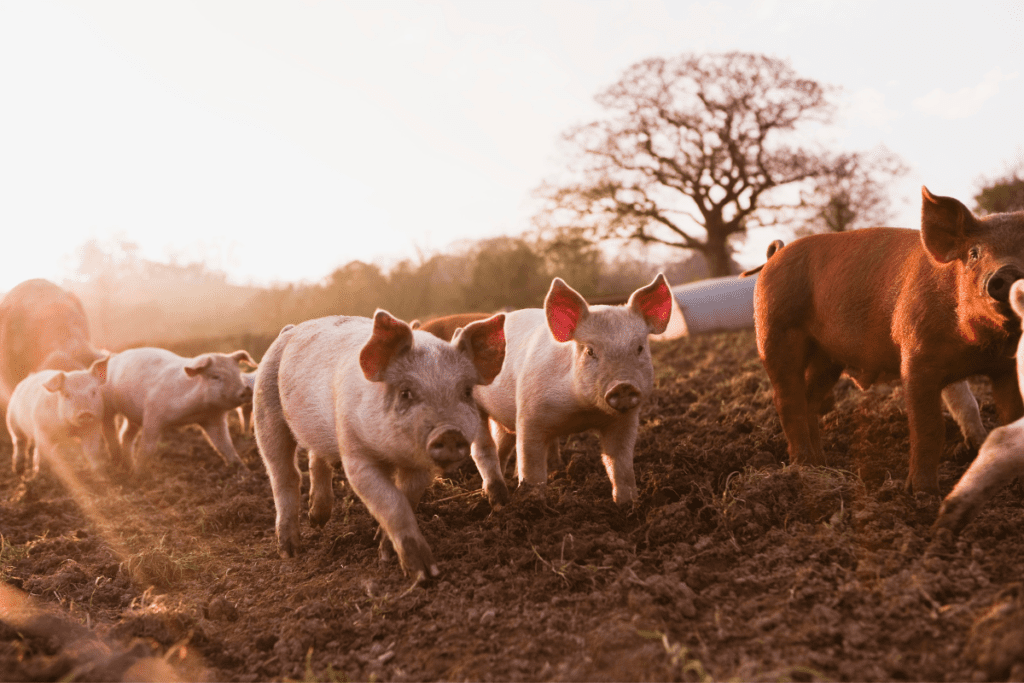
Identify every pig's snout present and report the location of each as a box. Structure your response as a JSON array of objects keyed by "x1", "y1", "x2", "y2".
[
  {"x1": 605, "y1": 382, "x2": 642, "y2": 413},
  {"x1": 427, "y1": 427, "x2": 470, "y2": 467},
  {"x1": 986, "y1": 266, "x2": 1024, "y2": 302},
  {"x1": 73, "y1": 410, "x2": 98, "y2": 427}
]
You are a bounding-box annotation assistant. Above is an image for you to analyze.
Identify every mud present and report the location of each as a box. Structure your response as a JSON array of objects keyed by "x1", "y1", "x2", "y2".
[{"x1": 3, "y1": 329, "x2": 1024, "y2": 681}]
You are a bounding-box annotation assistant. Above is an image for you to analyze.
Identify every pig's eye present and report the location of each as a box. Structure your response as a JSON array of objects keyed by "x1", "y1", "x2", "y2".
[
  {"x1": 969, "y1": 247, "x2": 980, "y2": 261},
  {"x1": 462, "y1": 385, "x2": 474, "y2": 401},
  {"x1": 399, "y1": 388, "x2": 415, "y2": 401},
  {"x1": 585, "y1": 346, "x2": 596, "y2": 358},
  {"x1": 637, "y1": 344, "x2": 645, "y2": 355}
]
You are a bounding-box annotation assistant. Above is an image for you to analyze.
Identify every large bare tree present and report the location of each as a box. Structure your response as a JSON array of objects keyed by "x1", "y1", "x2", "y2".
[{"x1": 536, "y1": 52, "x2": 843, "y2": 277}]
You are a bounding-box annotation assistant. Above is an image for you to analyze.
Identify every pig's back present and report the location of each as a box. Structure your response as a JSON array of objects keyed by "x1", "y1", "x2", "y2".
[
  {"x1": 757, "y1": 228, "x2": 925, "y2": 374},
  {"x1": 105, "y1": 348, "x2": 186, "y2": 419},
  {"x1": 277, "y1": 316, "x2": 369, "y2": 455}
]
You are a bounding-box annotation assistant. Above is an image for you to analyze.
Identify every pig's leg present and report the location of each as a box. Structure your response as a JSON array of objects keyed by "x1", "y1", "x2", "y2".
[
  {"x1": 198, "y1": 415, "x2": 244, "y2": 467},
  {"x1": 10, "y1": 428, "x2": 29, "y2": 475},
  {"x1": 903, "y1": 370, "x2": 945, "y2": 495},
  {"x1": 763, "y1": 332, "x2": 821, "y2": 466},
  {"x1": 804, "y1": 353, "x2": 842, "y2": 463},
  {"x1": 514, "y1": 417, "x2": 552, "y2": 489},
  {"x1": 942, "y1": 381, "x2": 986, "y2": 451},
  {"x1": 307, "y1": 450, "x2": 334, "y2": 528},
  {"x1": 133, "y1": 420, "x2": 163, "y2": 477},
  {"x1": 599, "y1": 416, "x2": 639, "y2": 504},
  {"x1": 990, "y1": 371, "x2": 1024, "y2": 426},
  {"x1": 470, "y1": 413, "x2": 509, "y2": 507},
  {"x1": 102, "y1": 412, "x2": 126, "y2": 470},
  {"x1": 934, "y1": 419, "x2": 1024, "y2": 535},
  {"x1": 79, "y1": 428, "x2": 107, "y2": 475},
  {"x1": 493, "y1": 421, "x2": 517, "y2": 476},
  {"x1": 342, "y1": 455, "x2": 438, "y2": 579},
  {"x1": 256, "y1": 429, "x2": 302, "y2": 557}
]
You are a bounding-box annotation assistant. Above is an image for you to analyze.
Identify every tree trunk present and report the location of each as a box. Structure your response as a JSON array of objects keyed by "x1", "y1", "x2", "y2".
[{"x1": 702, "y1": 231, "x2": 734, "y2": 278}]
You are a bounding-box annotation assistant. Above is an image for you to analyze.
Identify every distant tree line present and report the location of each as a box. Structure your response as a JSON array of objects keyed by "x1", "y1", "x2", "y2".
[{"x1": 64, "y1": 233, "x2": 713, "y2": 354}]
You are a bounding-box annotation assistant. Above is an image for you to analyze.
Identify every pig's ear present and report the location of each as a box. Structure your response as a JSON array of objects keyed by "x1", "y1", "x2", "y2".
[
  {"x1": 453, "y1": 313, "x2": 506, "y2": 385},
  {"x1": 1011, "y1": 281, "x2": 1024, "y2": 319},
  {"x1": 921, "y1": 186, "x2": 980, "y2": 264},
  {"x1": 545, "y1": 278, "x2": 589, "y2": 343},
  {"x1": 90, "y1": 356, "x2": 109, "y2": 384},
  {"x1": 184, "y1": 356, "x2": 212, "y2": 377},
  {"x1": 230, "y1": 350, "x2": 258, "y2": 368},
  {"x1": 360, "y1": 310, "x2": 414, "y2": 382},
  {"x1": 629, "y1": 273, "x2": 673, "y2": 335},
  {"x1": 43, "y1": 373, "x2": 66, "y2": 393}
]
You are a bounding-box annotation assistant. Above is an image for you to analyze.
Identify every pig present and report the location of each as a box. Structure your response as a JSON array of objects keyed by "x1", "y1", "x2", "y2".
[
  {"x1": 934, "y1": 279, "x2": 1024, "y2": 535},
  {"x1": 470, "y1": 274, "x2": 672, "y2": 504},
  {"x1": 254, "y1": 310, "x2": 506, "y2": 580},
  {"x1": 753, "y1": 187, "x2": 1024, "y2": 495},
  {"x1": 7, "y1": 356, "x2": 110, "y2": 477},
  {"x1": 416, "y1": 312, "x2": 493, "y2": 342},
  {"x1": 102, "y1": 347, "x2": 257, "y2": 473},
  {"x1": 0, "y1": 279, "x2": 105, "y2": 415}
]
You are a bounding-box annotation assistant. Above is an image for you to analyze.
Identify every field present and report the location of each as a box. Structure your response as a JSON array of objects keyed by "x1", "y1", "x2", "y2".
[{"x1": 3, "y1": 328, "x2": 1024, "y2": 682}]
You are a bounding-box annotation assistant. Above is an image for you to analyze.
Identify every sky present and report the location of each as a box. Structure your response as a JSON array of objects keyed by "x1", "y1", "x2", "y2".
[{"x1": 2, "y1": 0, "x2": 1023, "y2": 292}]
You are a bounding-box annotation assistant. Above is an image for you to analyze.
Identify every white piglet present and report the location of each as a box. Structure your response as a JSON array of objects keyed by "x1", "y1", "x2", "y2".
[
  {"x1": 471, "y1": 274, "x2": 672, "y2": 504},
  {"x1": 102, "y1": 348, "x2": 257, "y2": 473},
  {"x1": 7, "y1": 356, "x2": 110, "y2": 477},
  {"x1": 254, "y1": 310, "x2": 506, "y2": 580},
  {"x1": 935, "y1": 279, "x2": 1024, "y2": 536}
]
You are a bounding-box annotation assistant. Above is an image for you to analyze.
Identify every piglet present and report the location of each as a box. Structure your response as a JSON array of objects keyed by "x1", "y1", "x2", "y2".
[
  {"x1": 754, "y1": 188, "x2": 1024, "y2": 494},
  {"x1": 471, "y1": 274, "x2": 672, "y2": 504},
  {"x1": 102, "y1": 347, "x2": 257, "y2": 473},
  {"x1": 254, "y1": 310, "x2": 506, "y2": 580},
  {"x1": 934, "y1": 279, "x2": 1024, "y2": 535},
  {"x1": 7, "y1": 356, "x2": 110, "y2": 477}
]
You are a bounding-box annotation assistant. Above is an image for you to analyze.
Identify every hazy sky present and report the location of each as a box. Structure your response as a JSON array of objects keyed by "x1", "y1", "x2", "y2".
[{"x1": 2, "y1": 0, "x2": 1023, "y2": 291}]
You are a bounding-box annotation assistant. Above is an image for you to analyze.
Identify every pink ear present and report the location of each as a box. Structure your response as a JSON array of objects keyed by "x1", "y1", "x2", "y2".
[
  {"x1": 545, "y1": 278, "x2": 588, "y2": 343},
  {"x1": 43, "y1": 373, "x2": 66, "y2": 393},
  {"x1": 90, "y1": 356, "x2": 109, "y2": 384},
  {"x1": 231, "y1": 349, "x2": 258, "y2": 368},
  {"x1": 629, "y1": 273, "x2": 672, "y2": 335},
  {"x1": 184, "y1": 356, "x2": 212, "y2": 377},
  {"x1": 359, "y1": 310, "x2": 414, "y2": 382},
  {"x1": 456, "y1": 313, "x2": 506, "y2": 385}
]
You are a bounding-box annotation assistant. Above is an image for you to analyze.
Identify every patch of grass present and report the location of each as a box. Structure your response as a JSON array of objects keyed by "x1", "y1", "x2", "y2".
[{"x1": 637, "y1": 629, "x2": 712, "y2": 682}]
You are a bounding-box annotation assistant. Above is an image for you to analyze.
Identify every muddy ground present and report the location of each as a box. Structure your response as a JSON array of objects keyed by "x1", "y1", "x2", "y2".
[{"x1": 3, "y1": 328, "x2": 1024, "y2": 681}]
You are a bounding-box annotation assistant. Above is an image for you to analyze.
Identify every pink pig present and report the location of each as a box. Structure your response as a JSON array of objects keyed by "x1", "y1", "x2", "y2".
[{"x1": 471, "y1": 274, "x2": 672, "y2": 504}]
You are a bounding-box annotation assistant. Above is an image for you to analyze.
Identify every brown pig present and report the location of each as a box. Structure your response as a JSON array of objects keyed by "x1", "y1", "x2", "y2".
[
  {"x1": 7, "y1": 357, "x2": 110, "y2": 477},
  {"x1": 934, "y1": 280, "x2": 1024, "y2": 534},
  {"x1": 415, "y1": 312, "x2": 493, "y2": 341},
  {"x1": 0, "y1": 279, "x2": 105, "y2": 414},
  {"x1": 254, "y1": 310, "x2": 506, "y2": 580},
  {"x1": 470, "y1": 274, "x2": 672, "y2": 504},
  {"x1": 754, "y1": 187, "x2": 1024, "y2": 494}
]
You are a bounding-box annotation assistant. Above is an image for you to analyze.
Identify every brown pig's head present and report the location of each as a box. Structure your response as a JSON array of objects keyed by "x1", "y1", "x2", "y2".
[
  {"x1": 921, "y1": 186, "x2": 1024, "y2": 327},
  {"x1": 545, "y1": 273, "x2": 672, "y2": 415}
]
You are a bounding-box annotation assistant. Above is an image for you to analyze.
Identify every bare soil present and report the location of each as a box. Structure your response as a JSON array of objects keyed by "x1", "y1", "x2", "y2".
[{"x1": 3, "y1": 329, "x2": 1024, "y2": 681}]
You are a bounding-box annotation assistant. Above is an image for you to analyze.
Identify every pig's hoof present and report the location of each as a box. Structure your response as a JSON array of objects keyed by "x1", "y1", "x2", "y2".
[
  {"x1": 277, "y1": 541, "x2": 300, "y2": 559},
  {"x1": 951, "y1": 442, "x2": 978, "y2": 464},
  {"x1": 395, "y1": 534, "x2": 438, "y2": 581},
  {"x1": 485, "y1": 480, "x2": 510, "y2": 509}
]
